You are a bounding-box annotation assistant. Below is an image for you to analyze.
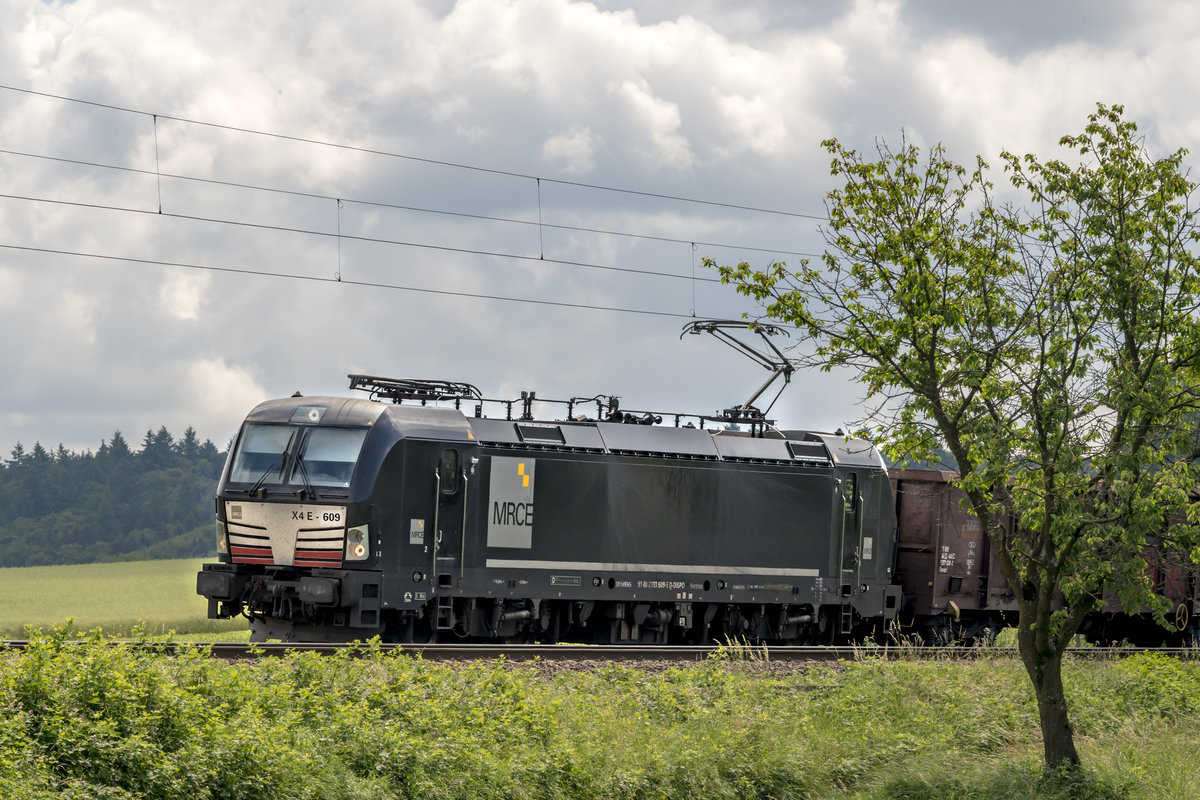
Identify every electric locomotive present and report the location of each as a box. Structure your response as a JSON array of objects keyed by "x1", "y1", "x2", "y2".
[{"x1": 196, "y1": 374, "x2": 902, "y2": 643}]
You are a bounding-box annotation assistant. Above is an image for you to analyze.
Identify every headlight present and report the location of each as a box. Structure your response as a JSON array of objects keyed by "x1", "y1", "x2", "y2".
[
  {"x1": 345, "y1": 524, "x2": 370, "y2": 561},
  {"x1": 216, "y1": 520, "x2": 228, "y2": 555}
]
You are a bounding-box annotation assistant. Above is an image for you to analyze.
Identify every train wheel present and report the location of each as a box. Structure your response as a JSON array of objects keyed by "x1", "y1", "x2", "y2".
[{"x1": 397, "y1": 614, "x2": 438, "y2": 644}]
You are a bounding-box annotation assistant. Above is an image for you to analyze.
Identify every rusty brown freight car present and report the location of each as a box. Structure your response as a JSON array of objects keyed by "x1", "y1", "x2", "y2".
[
  {"x1": 889, "y1": 469, "x2": 1016, "y2": 642},
  {"x1": 889, "y1": 469, "x2": 1200, "y2": 645}
]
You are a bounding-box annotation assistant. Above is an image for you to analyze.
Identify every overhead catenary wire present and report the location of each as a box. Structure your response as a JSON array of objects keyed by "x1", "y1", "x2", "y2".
[
  {"x1": 335, "y1": 198, "x2": 343, "y2": 282},
  {"x1": 152, "y1": 115, "x2": 162, "y2": 214},
  {"x1": 0, "y1": 242, "x2": 704, "y2": 320},
  {"x1": 0, "y1": 147, "x2": 820, "y2": 261},
  {"x1": 0, "y1": 83, "x2": 812, "y2": 321},
  {"x1": 0, "y1": 192, "x2": 726, "y2": 284},
  {"x1": 0, "y1": 84, "x2": 825, "y2": 222}
]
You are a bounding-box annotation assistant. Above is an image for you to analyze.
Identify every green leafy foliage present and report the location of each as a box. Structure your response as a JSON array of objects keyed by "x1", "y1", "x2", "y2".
[
  {"x1": 713, "y1": 103, "x2": 1200, "y2": 768},
  {"x1": 1, "y1": 631, "x2": 1198, "y2": 800},
  {"x1": 0, "y1": 427, "x2": 226, "y2": 567}
]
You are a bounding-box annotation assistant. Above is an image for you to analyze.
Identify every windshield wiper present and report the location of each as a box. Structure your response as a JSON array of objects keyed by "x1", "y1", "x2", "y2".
[
  {"x1": 292, "y1": 452, "x2": 317, "y2": 501},
  {"x1": 248, "y1": 432, "x2": 296, "y2": 499}
]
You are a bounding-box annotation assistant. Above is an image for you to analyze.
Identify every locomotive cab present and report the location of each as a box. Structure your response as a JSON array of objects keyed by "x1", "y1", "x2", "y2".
[{"x1": 196, "y1": 395, "x2": 478, "y2": 641}]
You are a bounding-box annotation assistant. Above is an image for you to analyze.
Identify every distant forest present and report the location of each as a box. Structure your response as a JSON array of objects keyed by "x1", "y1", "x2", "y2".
[{"x1": 0, "y1": 427, "x2": 227, "y2": 567}]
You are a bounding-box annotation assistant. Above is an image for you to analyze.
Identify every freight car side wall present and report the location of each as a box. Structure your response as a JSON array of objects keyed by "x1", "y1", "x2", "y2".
[
  {"x1": 890, "y1": 470, "x2": 1016, "y2": 618},
  {"x1": 888, "y1": 469, "x2": 1200, "y2": 645}
]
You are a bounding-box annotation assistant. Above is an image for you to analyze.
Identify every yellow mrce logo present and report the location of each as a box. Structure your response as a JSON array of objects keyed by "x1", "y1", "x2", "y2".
[{"x1": 518, "y1": 462, "x2": 529, "y2": 487}]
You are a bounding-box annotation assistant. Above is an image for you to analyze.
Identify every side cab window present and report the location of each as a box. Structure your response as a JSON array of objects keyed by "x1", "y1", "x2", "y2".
[
  {"x1": 438, "y1": 449, "x2": 460, "y2": 496},
  {"x1": 843, "y1": 472, "x2": 859, "y2": 515}
]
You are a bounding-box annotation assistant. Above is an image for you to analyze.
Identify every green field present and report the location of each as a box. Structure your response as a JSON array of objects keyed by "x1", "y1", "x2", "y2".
[{"x1": 0, "y1": 558, "x2": 247, "y2": 638}]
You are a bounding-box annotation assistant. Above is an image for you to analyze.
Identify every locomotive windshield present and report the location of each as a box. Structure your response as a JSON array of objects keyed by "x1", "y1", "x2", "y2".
[
  {"x1": 295, "y1": 427, "x2": 368, "y2": 486},
  {"x1": 228, "y1": 423, "x2": 368, "y2": 489}
]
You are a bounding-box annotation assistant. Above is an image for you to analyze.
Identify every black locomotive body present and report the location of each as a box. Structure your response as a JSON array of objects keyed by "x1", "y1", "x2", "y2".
[{"x1": 197, "y1": 382, "x2": 902, "y2": 643}]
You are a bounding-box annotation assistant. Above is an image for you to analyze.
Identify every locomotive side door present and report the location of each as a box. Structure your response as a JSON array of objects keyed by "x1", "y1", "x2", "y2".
[
  {"x1": 432, "y1": 447, "x2": 465, "y2": 598},
  {"x1": 837, "y1": 470, "x2": 863, "y2": 633},
  {"x1": 839, "y1": 471, "x2": 862, "y2": 577}
]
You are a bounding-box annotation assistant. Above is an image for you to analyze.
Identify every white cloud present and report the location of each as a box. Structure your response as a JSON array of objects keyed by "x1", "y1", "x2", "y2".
[
  {"x1": 715, "y1": 93, "x2": 786, "y2": 156},
  {"x1": 0, "y1": 267, "x2": 19, "y2": 310},
  {"x1": 184, "y1": 358, "x2": 269, "y2": 422},
  {"x1": 541, "y1": 126, "x2": 600, "y2": 174},
  {"x1": 455, "y1": 124, "x2": 491, "y2": 144},
  {"x1": 2, "y1": 0, "x2": 1200, "y2": 454},
  {"x1": 158, "y1": 272, "x2": 210, "y2": 322},
  {"x1": 57, "y1": 291, "x2": 99, "y2": 347},
  {"x1": 610, "y1": 78, "x2": 695, "y2": 171}
]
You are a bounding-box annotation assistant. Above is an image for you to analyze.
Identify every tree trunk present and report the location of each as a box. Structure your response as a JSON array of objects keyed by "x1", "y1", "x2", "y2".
[{"x1": 1018, "y1": 630, "x2": 1081, "y2": 769}]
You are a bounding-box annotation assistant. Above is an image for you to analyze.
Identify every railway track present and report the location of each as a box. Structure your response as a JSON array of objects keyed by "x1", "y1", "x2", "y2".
[{"x1": 2, "y1": 640, "x2": 1198, "y2": 662}]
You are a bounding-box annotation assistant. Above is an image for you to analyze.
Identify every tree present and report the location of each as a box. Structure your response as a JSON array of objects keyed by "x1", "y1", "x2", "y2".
[
  {"x1": 28, "y1": 442, "x2": 51, "y2": 465},
  {"x1": 105, "y1": 431, "x2": 132, "y2": 460},
  {"x1": 140, "y1": 426, "x2": 176, "y2": 469},
  {"x1": 175, "y1": 426, "x2": 200, "y2": 459},
  {"x1": 7, "y1": 442, "x2": 26, "y2": 468},
  {"x1": 0, "y1": 424, "x2": 228, "y2": 566},
  {"x1": 713, "y1": 104, "x2": 1200, "y2": 770}
]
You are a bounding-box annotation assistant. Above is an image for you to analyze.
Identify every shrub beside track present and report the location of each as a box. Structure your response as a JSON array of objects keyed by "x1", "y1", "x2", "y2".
[{"x1": 1, "y1": 626, "x2": 1197, "y2": 799}]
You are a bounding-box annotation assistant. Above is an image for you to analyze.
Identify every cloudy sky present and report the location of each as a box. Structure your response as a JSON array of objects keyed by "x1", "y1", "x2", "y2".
[{"x1": 1, "y1": 0, "x2": 1198, "y2": 454}]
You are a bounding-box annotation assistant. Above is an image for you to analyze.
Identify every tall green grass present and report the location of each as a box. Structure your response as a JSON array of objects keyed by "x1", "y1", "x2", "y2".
[
  {"x1": 0, "y1": 558, "x2": 244, "y2": 638},
  {"x1": 1, "y1": 629, "x2": 1197, "y2": 799}
]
